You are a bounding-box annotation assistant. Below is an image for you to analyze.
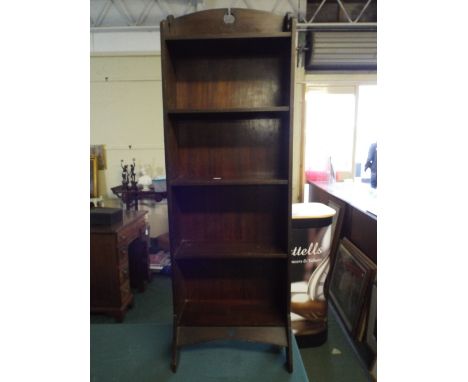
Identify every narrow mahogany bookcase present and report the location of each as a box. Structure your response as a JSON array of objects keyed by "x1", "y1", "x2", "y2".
[{"x1": 160, "y1": 8, "x2": 296, "y2": 372}]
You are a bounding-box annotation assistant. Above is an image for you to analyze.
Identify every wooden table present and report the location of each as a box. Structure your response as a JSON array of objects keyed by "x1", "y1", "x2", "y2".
[
  {"x1": 111, "y1": 185, "x2": 167, "y2": 211},
  {"x1": 308, "y1": 181, "x2": 377, "y2": 264}
]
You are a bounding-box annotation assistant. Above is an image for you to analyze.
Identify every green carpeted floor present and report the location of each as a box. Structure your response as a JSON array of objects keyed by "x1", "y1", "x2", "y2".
[
  {"x1": 91, "y1": 324, "x2": 307, "y2": 382},
  {"x1": 91, "y1": 274, "x2": 370, "y2": 381}
]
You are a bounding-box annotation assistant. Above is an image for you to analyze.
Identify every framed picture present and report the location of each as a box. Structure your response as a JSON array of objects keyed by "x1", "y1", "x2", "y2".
[
  {"x1": 91, "y1": 155, "x2": 98, "y2": 198},
  {"x1": 370, "y1": 357, "x2": 377, "y2": 382},
  {"x1": 327, "y1": 198, "x2": 345, "y2": 258},
  {"x1": 366, "y1": 281, "x2": 377, "y2": 354},
  {"x1": 324, "y1": 198, "x2": 345, "y2": 297},
  {"x1": 329, "y1": 238, "x2": 376, "y2": 337}
]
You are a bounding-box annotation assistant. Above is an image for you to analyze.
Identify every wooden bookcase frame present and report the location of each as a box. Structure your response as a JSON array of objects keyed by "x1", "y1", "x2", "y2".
[{"x1": 161, "y1": 8, "x2": 296, "y2": 372}]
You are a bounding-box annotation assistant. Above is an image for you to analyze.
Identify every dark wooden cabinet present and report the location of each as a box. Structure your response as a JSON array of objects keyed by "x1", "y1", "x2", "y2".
[
  {"x1": 161, "y1": 8, "x2": 296, "y2": 372},
  {"x1": 90, "y1": 210, "x2": 149, "y2": 322},
  {"x1": 308, "y1": 181, "x2": 377, "y2": 367}
]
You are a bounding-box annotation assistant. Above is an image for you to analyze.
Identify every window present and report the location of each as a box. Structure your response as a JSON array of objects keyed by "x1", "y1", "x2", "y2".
[
  {"x1": 304, "y1": 83, "x2": 377, "y2": 182},
  {"x1": 355, "y1": 85, "x2": 377, "y2": 178}
]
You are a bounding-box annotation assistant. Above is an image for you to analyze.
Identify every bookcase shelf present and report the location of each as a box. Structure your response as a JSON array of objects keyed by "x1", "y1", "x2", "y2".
[
  {"x1": 179, "y1": 300, "x2": 286, "y2": 326},
  {"x1": 167, "y1": 106, "x2": 290, "y2": 115},
  {"x1": 170, "y1": 177, "x2": 288, "y2": 187},
  {"x1": 176, "y1": 257, "x2": 288, "y2": 327},
  {"x1": 170, "y1": 185, "x2": 288, "y2": 252},
  {"x1": 174, "y1": 240, "x2": 288, "y2": 259},
  {"x1": 167, "y1": 112, "x2": 289, "y2": 180},
  {"x1": 161, "y1": 8, "x2": 295, "y2": 372},
  {"x1": 164, "y1": 36, "x2": 292, "y2": 110}
]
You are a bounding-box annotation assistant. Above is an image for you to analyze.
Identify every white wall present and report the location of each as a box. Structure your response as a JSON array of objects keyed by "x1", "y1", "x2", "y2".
[
  {"x1": 304, "y1": 72, "x2": 377, "y2": 85},
  {"x1": 90, "y1": 53, "x2": 168, "y2": 237},
  {"x1": 91, "y1": 31, "x2": 161, "y2": 54}
]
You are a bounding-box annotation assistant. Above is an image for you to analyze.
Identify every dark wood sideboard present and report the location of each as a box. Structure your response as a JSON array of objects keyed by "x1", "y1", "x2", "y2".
[
  {"x1": 308, "y1": 182, "x2": 376, "y2": 264},
  {"x1": 91, "y1": 210, "x2": 150, "y2": 322}
]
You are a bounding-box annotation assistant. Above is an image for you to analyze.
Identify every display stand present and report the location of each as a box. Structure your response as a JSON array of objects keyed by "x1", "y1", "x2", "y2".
[{"x1": 290, "y1": 203, "x2": 336, "y2": 347}]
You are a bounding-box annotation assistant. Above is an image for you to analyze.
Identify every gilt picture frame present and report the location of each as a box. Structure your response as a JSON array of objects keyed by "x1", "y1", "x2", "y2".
[
  {"x1": 91, "y1": 155, "x2": 98, "y2": 198},
  {"x1": 366, "y1": 281, "x2": 377, "y2": 354},
  {"x1": 329, "y1": 238, "x2": 376, "y2": 337},
  {"x1": 90, "y1": 144, "x2": 107, "y2": 170}
]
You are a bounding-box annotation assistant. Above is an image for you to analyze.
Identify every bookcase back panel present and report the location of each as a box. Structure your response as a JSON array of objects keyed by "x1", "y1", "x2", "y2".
[
  {"x1": 179, "y1": 259, "x2": 285, "y2": 300},
  {"x1": 171, "y1": 115, "x2": 288, "y2": 179},
  {"x1": 176, "y1": 258, "x2": 287, "y2": 326},
  {"x1": 167, "y1": 39, "x2": 291, "y2": 109},
  {"x1": 172, "y1": 186, "x2": 288, "y2": 249}
]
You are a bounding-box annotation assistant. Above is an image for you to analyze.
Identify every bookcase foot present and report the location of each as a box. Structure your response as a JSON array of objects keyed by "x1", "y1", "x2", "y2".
[
  {"x1": 286, "y1": 332, "x2": 293, "y2": 373},
  {"x1": 171, "y1": 347, "x2": 179, "y2": 372},
  {"x1": 286, "y1": 347, "x2": 293, "y2": 373}
]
